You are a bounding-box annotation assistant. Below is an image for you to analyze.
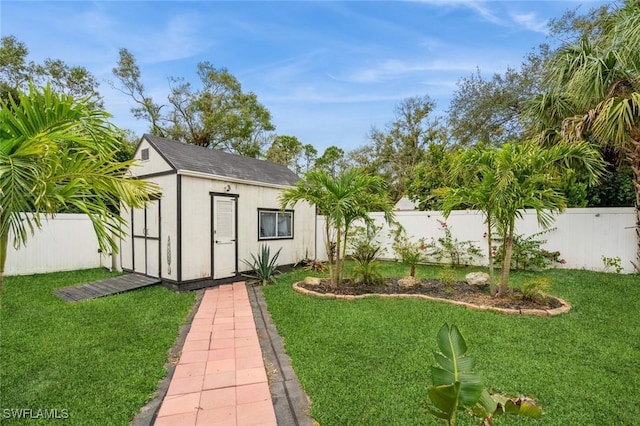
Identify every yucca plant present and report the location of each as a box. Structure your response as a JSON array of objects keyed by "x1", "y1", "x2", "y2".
[{"x1": 242, "y1": 244, "x2": 282, "y2": 285}]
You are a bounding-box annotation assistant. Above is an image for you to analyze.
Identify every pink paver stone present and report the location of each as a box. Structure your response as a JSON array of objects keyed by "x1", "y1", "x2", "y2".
[{"x1": 154, "y1": 282, "x2": 276, "y2": 426}]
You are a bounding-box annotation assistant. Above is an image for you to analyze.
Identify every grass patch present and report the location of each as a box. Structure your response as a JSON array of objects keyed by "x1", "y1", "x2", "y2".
[
  {"x1": 262, "y1": 261, "x2": 640, "y2": 425},
  {"x1": 0, "y1": 269, "x2": 195, "y2": 425}
]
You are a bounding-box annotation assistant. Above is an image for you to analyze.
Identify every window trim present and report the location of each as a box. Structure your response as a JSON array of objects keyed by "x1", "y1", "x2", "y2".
[{"x1": 258, "y1": 208, "x2": 294, "y2": 240}]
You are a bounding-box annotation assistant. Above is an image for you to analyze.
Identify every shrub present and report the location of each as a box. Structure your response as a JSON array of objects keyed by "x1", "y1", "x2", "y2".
[
  {"x1": 349, "y1": 224, "x2": 385, "y2": 285},
  {"x1": 349, "y1": 224, "x2": 384, "y2": 264},
  {"x1": 493, "y1": 229, "x2": 565, "y2": 270},
  {"x1": 521, "y1": 277, "x2": 551, "y2": 304},
  {"x1": 352, "y1": 258, "x2": 384, "y2": 285},
  {"x1": 601, "y1": 255, "x2": 623, "y2": 274},
  {"x1": 438, "y1": 267, "x2": 458, "y2": 294},
  {"x1": 428, "y1": 220, "x2": 483, "y2": 266},
  {"x1": 391, "y1": 227, "x2": 429, "y2": 277}
]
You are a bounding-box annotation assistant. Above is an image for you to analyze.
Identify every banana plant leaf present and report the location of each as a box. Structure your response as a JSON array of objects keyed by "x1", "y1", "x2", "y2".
[{"x1": 428, "y1": 323, "x2": 484, "y2": 422}]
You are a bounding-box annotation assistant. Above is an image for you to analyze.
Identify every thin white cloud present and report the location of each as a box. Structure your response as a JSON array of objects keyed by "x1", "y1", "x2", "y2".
[
  {"x1": 412, "y1": 0, "x2": 502, "y2": 25},
  {"x1": 510, "y1": 12, "x2": 549, "y2": 34}
]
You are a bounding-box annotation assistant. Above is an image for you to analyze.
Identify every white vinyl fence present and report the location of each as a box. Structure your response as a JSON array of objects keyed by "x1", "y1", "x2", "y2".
[
  {"x1": 8, "y1": 208, "x2": 638, "y2": 276},
  {"x1": 5, "y1": 214, "x2": 115, "y2": 276},
  {"x1": 316, "y1": 208, "x2": 638, "y2": 273}
]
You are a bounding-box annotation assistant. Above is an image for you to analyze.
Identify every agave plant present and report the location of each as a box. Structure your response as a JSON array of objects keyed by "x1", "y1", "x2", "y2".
[
  {"x1": 242, "y1": 245, "x2": 282, "y2": 286},
  {"x1": 428, "y1": 323, "x2": 542, "y2": 425}
]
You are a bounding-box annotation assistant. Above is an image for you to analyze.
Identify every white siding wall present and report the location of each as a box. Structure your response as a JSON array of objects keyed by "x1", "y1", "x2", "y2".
[
  {"x1": 131, "y1": 139, "x2": 173, "y2": 176},
  {"x1": 5, "y1": 214, "x2": 105, "y2": 276},
  {"x1": 180, "y1": 175, "x2": 316, "y2": 281},
  {"x1": 120, "y1": 174, "x2": 177, "y2": 280},
  {"x1": 316, "y1": 208, "x2": 637, "y2": 273}
]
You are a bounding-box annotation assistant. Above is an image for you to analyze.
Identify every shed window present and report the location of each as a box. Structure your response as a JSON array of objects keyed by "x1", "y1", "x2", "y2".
[
  {"x1": 259, "y1": 209, "x2": 293, "y2": 240},
  {"x1": 141, "y1": 148, "x2": 149, "y2": 161}
]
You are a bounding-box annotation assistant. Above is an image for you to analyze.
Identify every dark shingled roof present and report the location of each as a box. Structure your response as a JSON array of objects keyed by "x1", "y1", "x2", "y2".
[{"x1": 142, "y1": 134, "x2": 300, "y2": 187}]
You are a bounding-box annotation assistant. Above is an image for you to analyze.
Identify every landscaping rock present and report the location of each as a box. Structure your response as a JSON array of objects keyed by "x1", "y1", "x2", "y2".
[
  {"x1": 465, "y1": 272, "x2": 491, "y2": 287},
  {"x1": 398, "y1": 276, "x2": 420, "y2": 289},
  {"x1": 304, "y1": 276, "x2": 321, "y2": 285}
]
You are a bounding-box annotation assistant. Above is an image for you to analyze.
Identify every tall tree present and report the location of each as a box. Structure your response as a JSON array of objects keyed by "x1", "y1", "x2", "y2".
[
  {"x1": 112, "y1": 49, "x2": 275, "y2": 157},
  {"x1": 405, "y1": 140, "x2": 457, "y2": 210},
  {"x1": 313, "y1": 145, "x2": 348, "y2": 179},
  {"x1": 0, "y1": 85, "x2": 157, "y2": 299},
  {"x1": 447, "y1": 47, "x2": 548, "y2": 147},
  {"x1": 365, "y1": 95, "x2": 444, "y2": 202},
  {"x1": 280, "y1": 169, "x2": 395, "y2": 287},
  {"x1": 0, "y1": 35, "x2": 100, "y2": 104},
  {"x1": 265, "y1": 135, "x2": 303, "y2": 171},
  {"x1": 525, "y1": 0, "x2": 640, "y2": 269},
  {"x1": 300, "y1": 144, "x2": 318, "y2": 174}
]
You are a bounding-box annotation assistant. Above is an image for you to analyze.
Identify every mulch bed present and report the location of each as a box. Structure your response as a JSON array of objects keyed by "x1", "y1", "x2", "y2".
[{"x1": 298, "y1": 278, "x2": 563, "y2": 311}]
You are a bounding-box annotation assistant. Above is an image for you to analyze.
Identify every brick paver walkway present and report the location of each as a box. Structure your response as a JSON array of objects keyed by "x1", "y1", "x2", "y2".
[{"x1": 154, "y1": 282, "x2": 277, "y2": 426}]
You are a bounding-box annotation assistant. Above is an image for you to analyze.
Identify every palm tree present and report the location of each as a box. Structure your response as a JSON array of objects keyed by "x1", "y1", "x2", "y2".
[
  {"x1": 526, "y1": 0, "x2": 640, "y2": 269},
  {"x1": 280, "y1": 168, "x2": 395, "y2": 287},
  {"x1": 0, "y1": 84, "x2": 157, "y2": 300},
  {"x1": 435, "y1": 144, "x2": 499, "y2": 294},
  {"x1": 438, "y1": 142, "x2": 603, "y2": 296}
]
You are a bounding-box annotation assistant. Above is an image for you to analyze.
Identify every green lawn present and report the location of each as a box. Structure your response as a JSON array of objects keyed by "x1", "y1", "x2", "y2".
[
  {"x1": 0, "y1": 269, "x2": 195, "y2": 425},
  {"x1": 262, "y1": 261, "x2": 640, "y2": 425}
]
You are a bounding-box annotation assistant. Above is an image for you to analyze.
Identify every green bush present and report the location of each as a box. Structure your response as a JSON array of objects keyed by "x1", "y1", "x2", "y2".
[
  {"x1": 493, "y1": 229, "x2": 565, "y2": 270},
  {"x1": 438, "y1": 267, "x2": 458, "y2": 293},
  {"x1": 428, "y1": 220, "x2": 482, "y2": 266},
  {"x1": 391, "y1": 226, "x2": 429, "y2": 277},
  {"x1": 521, "y1": 277, "x2": 551, "y2": 304},
  {"x1": 350, "y1": 224, "x2": 384, "y2": 285}
]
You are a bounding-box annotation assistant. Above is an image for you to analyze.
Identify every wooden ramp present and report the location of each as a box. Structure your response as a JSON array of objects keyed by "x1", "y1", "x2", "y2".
[{"x1": 54, "y1": 273, "x2": 161, "y2": 302}]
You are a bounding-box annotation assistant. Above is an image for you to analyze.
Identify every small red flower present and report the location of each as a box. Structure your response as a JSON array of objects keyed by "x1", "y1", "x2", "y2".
[
  {"x1": 560, "y1": 259, "x2": 567, "y2": 264},
  {"x1": 482, "y1": 232, "x2": 487, "y2": 238}
]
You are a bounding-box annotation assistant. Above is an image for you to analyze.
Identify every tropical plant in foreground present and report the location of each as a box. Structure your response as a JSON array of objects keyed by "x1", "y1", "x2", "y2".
[
  {"x1": 0, "y1": 84, "x2": 157, "y2": 301},
  {"x1": 280, "y1": 168, "x2": 395, "y2": 286},
  {"x1": 242, "y1": 244, "x2": 282, "y2": 286},
  {"x1": 428, "y1": 323, "x2": 542, "y2": 425}
]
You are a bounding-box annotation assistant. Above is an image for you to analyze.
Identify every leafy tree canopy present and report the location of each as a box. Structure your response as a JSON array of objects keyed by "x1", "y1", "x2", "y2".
[
  {"x1": 0, "y1": 35, "x2": 100, "y2": 104},
  {"x1": 111, "y1": 48, "x2": 275, "y2": 157},
  {"x1": 352, "y1": 96, "x2": 444, "y2": 202},
  {"x1": 0, "y1": 84, "x2": 157, "y2": 299}
]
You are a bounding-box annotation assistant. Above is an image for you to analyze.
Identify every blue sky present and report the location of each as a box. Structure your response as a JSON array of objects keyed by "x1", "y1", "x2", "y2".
[{"x1": 2, "y1": 0, "x2": 611, "y2": 154}]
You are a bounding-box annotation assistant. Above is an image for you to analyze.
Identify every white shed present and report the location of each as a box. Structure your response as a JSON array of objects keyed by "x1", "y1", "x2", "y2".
[{"x1": 120, "y1": 135, "x2": 316, "y2": 290}]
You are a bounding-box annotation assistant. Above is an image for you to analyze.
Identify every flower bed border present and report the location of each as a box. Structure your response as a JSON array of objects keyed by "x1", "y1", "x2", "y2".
[{"x1": 292, "y1": 282, "x2": 571, "y2": 316}]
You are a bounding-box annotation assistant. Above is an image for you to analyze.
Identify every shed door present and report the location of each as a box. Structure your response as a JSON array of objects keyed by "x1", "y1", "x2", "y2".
[
  {"x1": 132, "y1": 200, "x2": 161, "y2": 278},
  {"x1": 212, "y1": 195, "x2": 237, "y2": 279}
]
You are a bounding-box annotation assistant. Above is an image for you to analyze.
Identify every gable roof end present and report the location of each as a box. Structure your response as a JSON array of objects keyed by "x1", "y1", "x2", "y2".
[{"x1": 141, "y1": 134, "x2": 299, "y2": 187}]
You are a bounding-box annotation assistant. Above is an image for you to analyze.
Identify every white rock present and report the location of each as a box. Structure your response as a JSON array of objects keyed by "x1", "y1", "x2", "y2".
[
  {"x1": 304, "y1": 276, "x2": 322, "y2": 285},
  {"x1": 465, "y1": 272, "x2": 491, "y2": 286},
  {"x1": 399, "y1": 276, "x2": 420, "y2": 289}
]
